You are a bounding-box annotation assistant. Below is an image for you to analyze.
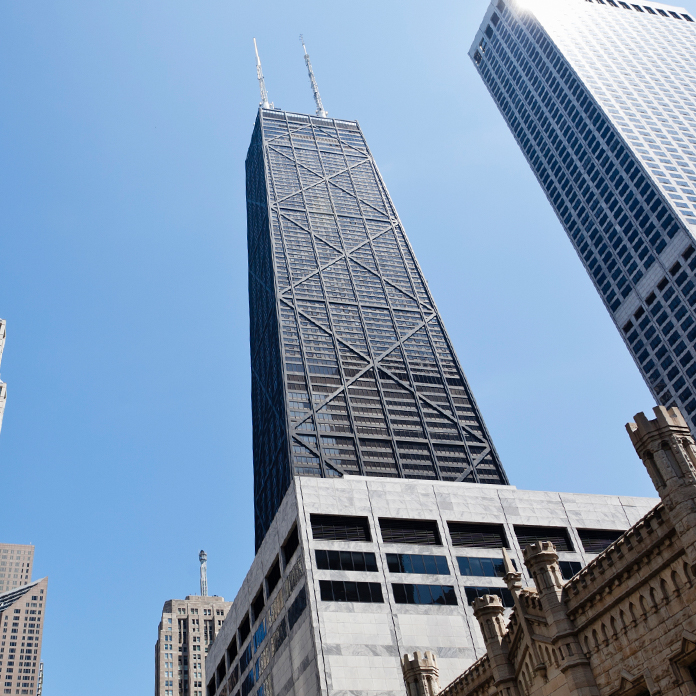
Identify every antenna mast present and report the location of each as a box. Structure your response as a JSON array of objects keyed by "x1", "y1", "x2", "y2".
[
  {"x1": 253, "y1": 38, "x2": 270, "y2": 109},
  {"x1": 199, "y1": 550, "x2": 208, "y2": 597},
  {"x1": 300, "y1": 35, "x2": 327, "y2": 117}
]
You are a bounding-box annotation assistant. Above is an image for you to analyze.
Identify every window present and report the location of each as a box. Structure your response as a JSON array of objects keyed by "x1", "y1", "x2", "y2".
[
  {"x1": 457, "y1": 556, "x2": 517, "y2": 577},
  {"x1": 578, "y1": 528, "x2": 624, "y2": 553},
  {"x1": 464, "y1": 586, "x2": 514, "y2": 608},
  {"x1": 448, "y1": 522, "x2": 508, "y2": 548},
  {"x1": 266, "y1": 559, "x2": 281, "y2": 595},
  {"x1": 392, "y1": 583, "x2": 457, "y2": 605},
  {"x1": 319, "y1": 580, "x2": 384, "y2": 603},
  {"x1": 251, "y1": 589, "x2": 265, "y2": 622},
  {"x1": 315, "y1": 550, "x2": 377, "y2": 572},
  {"x1": 559, "y1": 561, "x2": 582, "y2": 580},
  {"x1": 514, "y1": 525, "x2": 574, "y2": 552},
  {"x1": 379, "y1": 518, "x2": 441, "y2": 545},
  {"x1": 288, "y1": 586, "x2": 307, "y2": 629},
  {"x1": 282, "y1": 526, "x2": 299, "y2": 564},
  {"x1": 386, "y1": 553, "x2": 449, "y2": 575},
  {"x1": 310, "y1": 514, "x2": 372, "y2": 542},
  {"x1": 238, "y1": 614, "x2": 250, "y2": 644}
]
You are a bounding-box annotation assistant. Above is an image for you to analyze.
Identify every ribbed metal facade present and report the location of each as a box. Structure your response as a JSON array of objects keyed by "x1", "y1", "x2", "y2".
[
  {"x1": 246, "y1": 108, "x2": 508, "y2": 548},
  {"x1": 471, "y1": 0, "x2": 696, "y2": 435}
]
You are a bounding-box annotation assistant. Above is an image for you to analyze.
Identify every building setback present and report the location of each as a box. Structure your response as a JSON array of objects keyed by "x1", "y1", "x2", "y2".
[
  {"x1": 0, "y1": 546, "x2": 34, "y2": 595},
  {"x1": 0, "y1": 577, "x2": 48, "y2": 696},
  {"x1": 247, "y1": 107, "x2": 508, "y2": 548},
  {"x1": 155, "y1": 595, "x2": 232, "y2": 696},
  {"x1": 205, "y1": 476, "x2": 656, "y2": 696},
  {"x1": 471, "y1": 0, "x2": 696, "y2": 430}
]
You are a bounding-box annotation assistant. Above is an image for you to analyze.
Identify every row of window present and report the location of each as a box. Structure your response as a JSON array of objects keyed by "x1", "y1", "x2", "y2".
[
  {"x1": 310, "y1": 513, "x2": 624, "y2": 553},
  {"x1": 213, "y1": 528, "x2": 308, "y2": 696},
  {"x1": 317, "y1": 579, "x2": 521, "y2": 608},
  {"x1": 585, "y1": 0, "x2": 694, "y2": 22},
  {"x1": 315, "y1": 548, "x2": 582, "y2": 581}
]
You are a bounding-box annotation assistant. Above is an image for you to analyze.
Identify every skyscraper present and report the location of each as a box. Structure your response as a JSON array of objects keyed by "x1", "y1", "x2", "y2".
[
  {"x1": 0, "y1": 319, "x2": 7, "y2": 436},
  {"x1": 155, "y1": 595, "x2": 231, "y2": 696},
  {"x1": 247, "y1": 108, "x2": 509, "y2": 547},
  {"x1": 470, "y1": 0, "x2": 696, "y2": 430},
  {"x1": 0, "y1": 577, "x2": 48, "y2": 696},
  {"x1": 0, "y1": 545, "x2": 34, "y2": 593}
]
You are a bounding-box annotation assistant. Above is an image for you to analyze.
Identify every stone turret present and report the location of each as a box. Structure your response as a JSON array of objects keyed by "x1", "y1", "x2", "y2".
[
  {"x1": 626, "y1": 406, "x2": 696, "y2": 573},
  {"x1": 472, "y1": 595, "x2": 520, "y2": 696},
  {"x1": 402, "y1": 651, "x2": 440, "y2": 696},
  {"x1": 523, "y1": 542, "x2": 599, "y2": 696}
]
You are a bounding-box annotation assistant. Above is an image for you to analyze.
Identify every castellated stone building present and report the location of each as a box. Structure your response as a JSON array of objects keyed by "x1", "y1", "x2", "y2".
[{"x1": 402, "y1": 406, "x2": 696, "y2": 696}]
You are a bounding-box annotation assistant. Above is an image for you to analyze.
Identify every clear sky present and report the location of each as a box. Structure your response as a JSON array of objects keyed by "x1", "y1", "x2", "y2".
[{"x1": 3, "y1": 0, "x2": 695, "y2": 693}]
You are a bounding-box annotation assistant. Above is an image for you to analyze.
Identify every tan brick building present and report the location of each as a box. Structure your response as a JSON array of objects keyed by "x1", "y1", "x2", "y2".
[
  {"x1": 0, "y1": 577, "x2": 48, "y2": 696},
  {"x1": 0, "y1": 547, "x2": 34, "y2": 595},
  {"x1": 402, "y1": 406, "x2": 696, "y2": 696},
  {"x1": 156, "y1": 595, "x2": 232, "y2": 696}
]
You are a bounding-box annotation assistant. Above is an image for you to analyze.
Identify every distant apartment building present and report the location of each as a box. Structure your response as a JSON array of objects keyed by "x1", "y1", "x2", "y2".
[
  {"x1": 155, "y1": 595, "x2": 232, "y2": 696},
  {"x1": 0, "y1": 319, "x2": 6, "y2": 435},
  {"x1": 0, "y1": 546, "x2": 34, "y2": 594},
  {"x1": 0, "y1": 577, "x2": 48, "y2": 696}
]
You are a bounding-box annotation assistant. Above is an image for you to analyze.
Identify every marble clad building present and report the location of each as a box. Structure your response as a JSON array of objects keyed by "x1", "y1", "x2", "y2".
[
  {"x1": 205, "y1": 477, "x2": 656, "y2": 696},
  {"x1": 403, "y1": 406, "x2": 696, "y2": 696}
]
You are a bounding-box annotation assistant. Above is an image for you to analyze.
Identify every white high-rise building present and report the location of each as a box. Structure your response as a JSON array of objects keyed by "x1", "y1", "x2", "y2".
[{"x1": 471, "y1": 0, "x2": 696, "y2": 429}]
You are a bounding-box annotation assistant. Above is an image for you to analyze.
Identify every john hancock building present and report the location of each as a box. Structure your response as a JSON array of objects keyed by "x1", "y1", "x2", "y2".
[
  {"x1": 471, "y1": 0, "x2": 696, "y2": 429},
  {"x1": 246, "y1": 107, "x2": 509, "y2": 548}
]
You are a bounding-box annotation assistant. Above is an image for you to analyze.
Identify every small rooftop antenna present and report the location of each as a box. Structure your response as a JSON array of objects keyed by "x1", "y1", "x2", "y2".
[
  {"x1": 199, "y1": 550, "x2": 208, "y2": 597},
  {"x1": 253, "y1": 38, "x2": 271, "y2": 109},
  {"x1": 300, "y1": 35, "x2": 327, "y2": 117}
]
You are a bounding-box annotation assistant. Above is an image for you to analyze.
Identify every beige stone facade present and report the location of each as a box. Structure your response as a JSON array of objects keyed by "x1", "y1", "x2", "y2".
[
  {"x1": 402, "y1": 406, "x2": 696, "y2": 696},
  {"x1": 0, "y1": 547, "x2": 34, "y2": 595},
  {"x1": 155, "y1": 595, "x2": 232, "y2": 696},
  {"x1": 0, "y1": 577, "x2": 48, "y2": 696}
]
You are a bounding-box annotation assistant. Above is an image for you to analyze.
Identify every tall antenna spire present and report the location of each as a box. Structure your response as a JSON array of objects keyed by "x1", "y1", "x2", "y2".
[
  {"x1": 253, "y1": 38, "x2": 270, "y2": 109},
  {"x1": 300, "y1": 35, "x2": 327, "y2": 118},
  {"x1": 199, "y1": 550, "x2": 208, "y2": 597}
]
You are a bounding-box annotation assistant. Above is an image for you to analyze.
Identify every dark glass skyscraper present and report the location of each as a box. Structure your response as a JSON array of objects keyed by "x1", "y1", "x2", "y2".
[
  {"x1": 246, "y1": 108, "x2": 508, "y2": 547},
  {"x1": 471, "y1": 0, "x2": 696, "y2": 434}
]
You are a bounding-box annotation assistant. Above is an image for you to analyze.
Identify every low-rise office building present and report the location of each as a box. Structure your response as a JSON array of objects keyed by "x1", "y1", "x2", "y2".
[{"x1": 205, "y1": 477, "x2": 656, "y2": 696}]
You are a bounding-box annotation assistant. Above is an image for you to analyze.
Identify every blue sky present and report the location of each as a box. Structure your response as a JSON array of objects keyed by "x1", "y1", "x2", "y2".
[{"x1": 3, "y1": 0, "x2": 694, "y2": 693}]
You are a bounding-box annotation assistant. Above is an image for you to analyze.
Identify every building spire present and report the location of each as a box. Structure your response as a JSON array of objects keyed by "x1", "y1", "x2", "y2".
[
  {"x1": 199, "y1": 550, "x2": 208, "y2": 597},
  {"x1": 300, "y1": 35, "x2": 327, "y2": 117},
  {"x1": 253, "y1": 38, "x2": 270, "y2": 109}
]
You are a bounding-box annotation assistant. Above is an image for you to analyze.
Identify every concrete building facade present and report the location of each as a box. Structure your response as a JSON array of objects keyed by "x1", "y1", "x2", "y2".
[
  {"x1": 155, "y1": 595, "x2": 232, "y2": 696},
  {"x1": 0, "y1": 577, "x2": 48, "y2": 696},
  {"x1": 403, "y1": 406, "x2": 696, "y2": 696},
  {"x1": 0, "y1": 547, "x2": 34, "y2": 595},
  {"x1": 205, "y1": 477, "x2": 656, "y2": 696}
]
